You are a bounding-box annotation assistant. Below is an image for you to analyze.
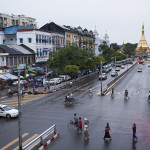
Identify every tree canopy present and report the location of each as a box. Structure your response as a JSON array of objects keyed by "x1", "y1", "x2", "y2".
[{"x1": 47, "y1": 44, "x2": 104, "y2": 74}]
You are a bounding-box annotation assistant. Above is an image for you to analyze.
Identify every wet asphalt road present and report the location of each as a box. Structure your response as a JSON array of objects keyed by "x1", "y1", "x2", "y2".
[{"x1": 1, "y1": 62, "x2": 150, "y2": 150}]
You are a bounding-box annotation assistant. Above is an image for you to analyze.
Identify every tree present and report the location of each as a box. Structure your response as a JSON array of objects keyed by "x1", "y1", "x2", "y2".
[
  {"x1": 99, "y1": 41, "x2": 115, "y2": 63},
  {"x1": 47, "y1": 44, "x2": 96, "y2": 73},
  {"x1": 124, "y1": 43, "x2": 137, "y2": 56},
  {"x1": 110, "y1": 43, "x2": 120, "y2": 51},
  {"x1": 64, "y1": 65, "x2": 79, "y2": 78}
]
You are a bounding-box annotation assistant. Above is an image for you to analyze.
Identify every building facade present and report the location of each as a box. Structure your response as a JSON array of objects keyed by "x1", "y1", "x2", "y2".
[
  {"x1": 0, "y1": 44, "x2": 35, "y2": 67},
  {"x1": 0, "y1": 26, "x2": 65, "y2": 63},
  {"x1": 40, "y1": 22, "x2": 95, "y2": 54},
  {"x1": 0, "y1": 13, "x2": 37, "y2": 29}
]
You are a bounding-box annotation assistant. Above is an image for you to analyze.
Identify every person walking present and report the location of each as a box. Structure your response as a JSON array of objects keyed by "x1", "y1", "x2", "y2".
[
  {"x1": 44, "y1": 84, "x2": 47, "y2": 92},
  {"x1": 132, "y1": 123, "x2": 137, "y2": 141},
  {"x1": 78, "y1": 117, "x2": 82, "y2": 134},
  {"x1": 84, "y1": 122, "x2": 89, "y2": 140},
  {"x1": 103, "y1": 123, "x2": 112, "y2": 140}
]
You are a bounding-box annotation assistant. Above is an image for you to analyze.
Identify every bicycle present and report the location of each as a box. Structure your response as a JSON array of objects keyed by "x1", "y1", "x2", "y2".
[
  {"x1": 68, "y1": 120, "x2": 78, "y2": 129},
  {"x1": 64, "y1": 98, "x2": 78, "y2": 104},
  {"x1": 111, "y1": 93, "x2": 114, "y2": 98}
]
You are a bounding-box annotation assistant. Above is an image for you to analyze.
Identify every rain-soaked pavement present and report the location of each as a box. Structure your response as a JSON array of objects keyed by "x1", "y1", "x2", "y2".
[{"x1": 1, "y1": 62, "x2": 150, "y2": 150}]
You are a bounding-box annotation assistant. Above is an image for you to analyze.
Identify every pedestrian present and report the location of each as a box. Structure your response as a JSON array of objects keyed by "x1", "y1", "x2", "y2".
[
  {"x1": 132, "y1": 123, "x2": 137, "y2": 141},
  {"x1": 74, "y1": 113, "x2": 78, "y2": 127},
  {"x1": 78, "y1": 117, "x2": 82, "y2": 134},
  {"x1": 69, "y1": 81, "x2": 73, "y2": 88},
  {"x1": 103, "y1": 123, "x2": 112, "y2": 140},
  {"x1": 48, "y1": 83, "x2": 50, "y2": 91},
  {"x1": 84, "y1": 122, "x2": 89, "y2": 140},
  {"x1": 148, "y1": 91, "x2": 150, "y2": 100},
  {"x1": 44, "y1": 84, "x2": 47, "y2": 92}
]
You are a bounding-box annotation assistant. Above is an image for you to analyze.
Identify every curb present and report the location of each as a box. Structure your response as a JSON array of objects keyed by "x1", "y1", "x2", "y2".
[{"x1": 38, "y1": 132, "x2": 59, "y2": 150}]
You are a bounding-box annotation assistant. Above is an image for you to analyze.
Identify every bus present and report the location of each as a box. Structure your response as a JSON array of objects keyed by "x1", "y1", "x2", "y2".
[
  {"x1": 102, "y1": 64, "x2": 112, "y2": 73},
  {"x1": 115, "y1": 61, "x2": 122, "y2": 67}
]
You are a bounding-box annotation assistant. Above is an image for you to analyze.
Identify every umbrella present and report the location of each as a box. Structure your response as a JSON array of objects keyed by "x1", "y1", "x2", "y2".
[
  {"x1": 21, "y1": 80, "x2": 28, "y2": 84},
  {"x1": 0, "y1": 75, "x2": 9, "y2": 80}
]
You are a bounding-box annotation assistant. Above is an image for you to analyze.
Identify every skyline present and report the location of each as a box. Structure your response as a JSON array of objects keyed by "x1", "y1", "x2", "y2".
[{"x1": 1, "y1": 0, "x2": 150, "y2": 45}]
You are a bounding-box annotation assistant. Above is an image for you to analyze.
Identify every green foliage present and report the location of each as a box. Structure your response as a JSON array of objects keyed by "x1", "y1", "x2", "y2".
[
  {"x1": 124, "y1": 43, "x2": 137, "y2": 56},
  {"x1": 47, "y1": 44, "x2": 97, "y2": 73},
  {"x1": 110, "y1": 43, "x2": 120, "y2": 51},
  {"x1": 64, "y1": 65, "x2": 79, "y2": 74}
]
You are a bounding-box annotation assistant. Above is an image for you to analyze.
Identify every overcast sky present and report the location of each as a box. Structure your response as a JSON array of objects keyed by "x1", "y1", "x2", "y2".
[{"x1": 1, "y1": 0, "x2": 150, "y2": 44}]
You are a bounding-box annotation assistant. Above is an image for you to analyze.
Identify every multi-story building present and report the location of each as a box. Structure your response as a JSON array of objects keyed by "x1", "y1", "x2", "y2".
[
  {"x1": 0, "y1": 13, "x2": 37, "y2": 29},
  {"x1": 0, "y1": 26, "x2": 65, "y2": 63},
  {"x1": 40, "y1": 22, "x2": 95, "y2": 54}
]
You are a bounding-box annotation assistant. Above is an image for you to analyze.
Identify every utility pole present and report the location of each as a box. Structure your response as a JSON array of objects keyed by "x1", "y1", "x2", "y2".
[
  {"x1": 100, "y1": 60, "x2": 103, "y2": 95},
  {"x1": 18, "y1": 68, "x2": 22, "y2": 150}
]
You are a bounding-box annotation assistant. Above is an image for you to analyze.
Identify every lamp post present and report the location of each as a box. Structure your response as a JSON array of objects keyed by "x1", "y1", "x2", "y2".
[
  {"x1": 100, "y1": 60, "x2": 103, "y2": 95},
  {"x1": 18, "y1": 68, "x2": 22, "y2": 150}
]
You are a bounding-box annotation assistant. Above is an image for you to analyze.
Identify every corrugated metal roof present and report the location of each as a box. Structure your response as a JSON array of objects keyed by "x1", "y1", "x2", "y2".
[{"x1": 0, "y1": 44, "x2": 34, "y2": 55}]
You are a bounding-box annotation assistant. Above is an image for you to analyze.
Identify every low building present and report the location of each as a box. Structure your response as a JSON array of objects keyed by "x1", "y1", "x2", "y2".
[{"x1": 0, "y1": 44, "x2": 35, "y2": 67}]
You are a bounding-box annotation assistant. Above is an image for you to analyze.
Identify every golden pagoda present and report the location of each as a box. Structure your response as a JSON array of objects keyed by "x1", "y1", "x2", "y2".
[
  {"x1": 135, "y1": 24, "x2": 150, "y2": 57},
  {"x1": 118, "y1": 41, "x2": 125, "y2": 53}
]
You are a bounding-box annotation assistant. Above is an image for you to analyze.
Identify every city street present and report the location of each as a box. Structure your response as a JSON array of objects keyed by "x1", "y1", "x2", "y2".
[{"x1": 1, "y1": 62, "x2": 150, "y2": 150}]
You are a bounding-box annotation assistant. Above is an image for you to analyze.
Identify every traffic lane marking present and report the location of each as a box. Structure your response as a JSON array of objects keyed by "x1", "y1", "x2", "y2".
[
  {"x1": 0, "y1": 133, "x2": 29, "y2": 150},
  {"x1": 13, "y1": 134, "x2": 39, "y2": 150}
]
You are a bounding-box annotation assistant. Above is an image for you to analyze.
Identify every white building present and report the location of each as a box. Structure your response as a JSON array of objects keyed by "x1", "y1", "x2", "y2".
[
  {"x1": 0, "y1": 13, "x2": 37, "y2": 29},
  {"x1": 93, "y1": 27, "x2": 110, "y2": 56},
  {"x1": 0, "y1": 26, "x2": 65, "y2": 63}
]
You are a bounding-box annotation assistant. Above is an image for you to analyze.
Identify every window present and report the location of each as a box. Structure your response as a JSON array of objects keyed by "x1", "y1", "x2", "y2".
[
  {"x1": 28, "y1": 38, "x2": 32, "y2": 43},
  {"x1": 20, "y1": 39, "x2": 23, "y2": 43}
]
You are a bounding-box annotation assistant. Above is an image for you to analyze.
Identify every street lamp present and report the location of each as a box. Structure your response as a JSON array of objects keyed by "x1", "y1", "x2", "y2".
[{"x1": 100, "y1": 60, "x2": 103, "y2": 95}]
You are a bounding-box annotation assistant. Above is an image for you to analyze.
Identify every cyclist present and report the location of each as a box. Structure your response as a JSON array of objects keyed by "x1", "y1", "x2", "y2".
[
  {"x1": 70, "y1": 92, "x2": 74, "y2": 100},
  {"x1": 89, "y1": 87, "x2": 92, "y2": 95},
  {"x1": 111, "y1": 88, "x2": 114, "y2": 98},
  {"x1": 124, "y1": 90, "x2": 128, "y2": 99}
]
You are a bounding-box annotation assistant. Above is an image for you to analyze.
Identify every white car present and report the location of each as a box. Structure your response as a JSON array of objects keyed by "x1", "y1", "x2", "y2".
[
  {"x1": 121, "y1": 65, "x2": 125, "y2": 69},
  {"x1": 115, "y1": 67, "x2": 120, "y2": 71},
  {"x1": 99, "y1": 73, "x2": 107, "y2": 80},
  {"x1": 49, "y1": 78, "x2": 61, "y2": 85},
  {"x1": 0, "y1": 104, "x2": 18, "y2": 118},
  {"x1": 137, "y1": 68, "x2": 142, "y2": 72}
]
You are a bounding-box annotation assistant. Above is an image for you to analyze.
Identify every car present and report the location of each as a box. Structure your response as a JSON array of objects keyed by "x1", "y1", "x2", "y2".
[
  {"x1": 137, "y1": 68, "x2": 142, "y2": 72},
  {"x1": 111, "y1": 71, "x2": 118, "y2": 77},
  {"x1": 99, "y1": 73, "x2": 107, "y2": 80},
  {"x1": 148, "y1": 64, "x2": 150, "y2": 67},
  {"x1": 49, "y1": 78, "x2": 61, "y2": 85},
  {"x1": 0, "y1": 104, "x2": 18, "y2": 118},
  {"x1": 115, "y1": 67, "x2": 120, "y2": 71},
  {"x1": 121, "y1": 65, "x2": 125, "y2": 69}
]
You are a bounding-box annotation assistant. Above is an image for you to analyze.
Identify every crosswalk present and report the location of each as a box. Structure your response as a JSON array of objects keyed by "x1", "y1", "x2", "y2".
[
  {"x1": 0, "y1": 133, "x2": 39, "y2": 150},
  {"x1": 0, "y1": 94, "x2": 47, "y2": 108}
]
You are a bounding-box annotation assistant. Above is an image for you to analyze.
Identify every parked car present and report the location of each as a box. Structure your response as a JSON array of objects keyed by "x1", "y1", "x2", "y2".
[
  {"x1": 0, "y1": 104, "x2": 18, "y2": 118},
  {"x1": 115, "y1": 67, "x2": 120, "y2": 71},
  {"x1": 99, "y1": 73, "x2": 107, "y2": 80},
  {"x1": 49, "y1": 78, "x2": 61, "y2": 85},
  {"x1": 111, "y1": 71, "x2": 118, "y2": 77},
  {"x1": 121, "y1": 65, "x2": 125, "y2": 69},
  {"x1": 137, "y1": 68, "x2": 142, "y2": 72}
]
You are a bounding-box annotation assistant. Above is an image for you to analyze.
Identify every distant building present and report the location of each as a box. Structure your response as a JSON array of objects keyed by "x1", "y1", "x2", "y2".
[
  {"x1": 93, "y1": 26, "x2": 110, "y2": 56},
  {"x1": 40, "y1": 22, "x2": 95, "y2": 54},
  {"x1": 135, "y1": 24, "x2": 150, "y2": 58},
  {"x1": 0, "y1": 13, "x2": 37, "y2": 29}
]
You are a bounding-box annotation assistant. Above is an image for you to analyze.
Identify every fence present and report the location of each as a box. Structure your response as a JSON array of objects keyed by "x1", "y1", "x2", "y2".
[{"x1": 22, "y1": 125, "x2": 57, "y2": 150}]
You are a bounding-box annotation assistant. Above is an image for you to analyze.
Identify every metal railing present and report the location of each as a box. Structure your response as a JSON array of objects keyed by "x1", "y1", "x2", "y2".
[{"x1": 22, "y1": 125, "x2": 57, "y2": 150}]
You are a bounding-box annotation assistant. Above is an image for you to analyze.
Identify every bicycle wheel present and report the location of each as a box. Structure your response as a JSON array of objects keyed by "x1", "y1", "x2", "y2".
[{"x1": 74, "y1": 99, "x2": 78, "y2": 104}]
